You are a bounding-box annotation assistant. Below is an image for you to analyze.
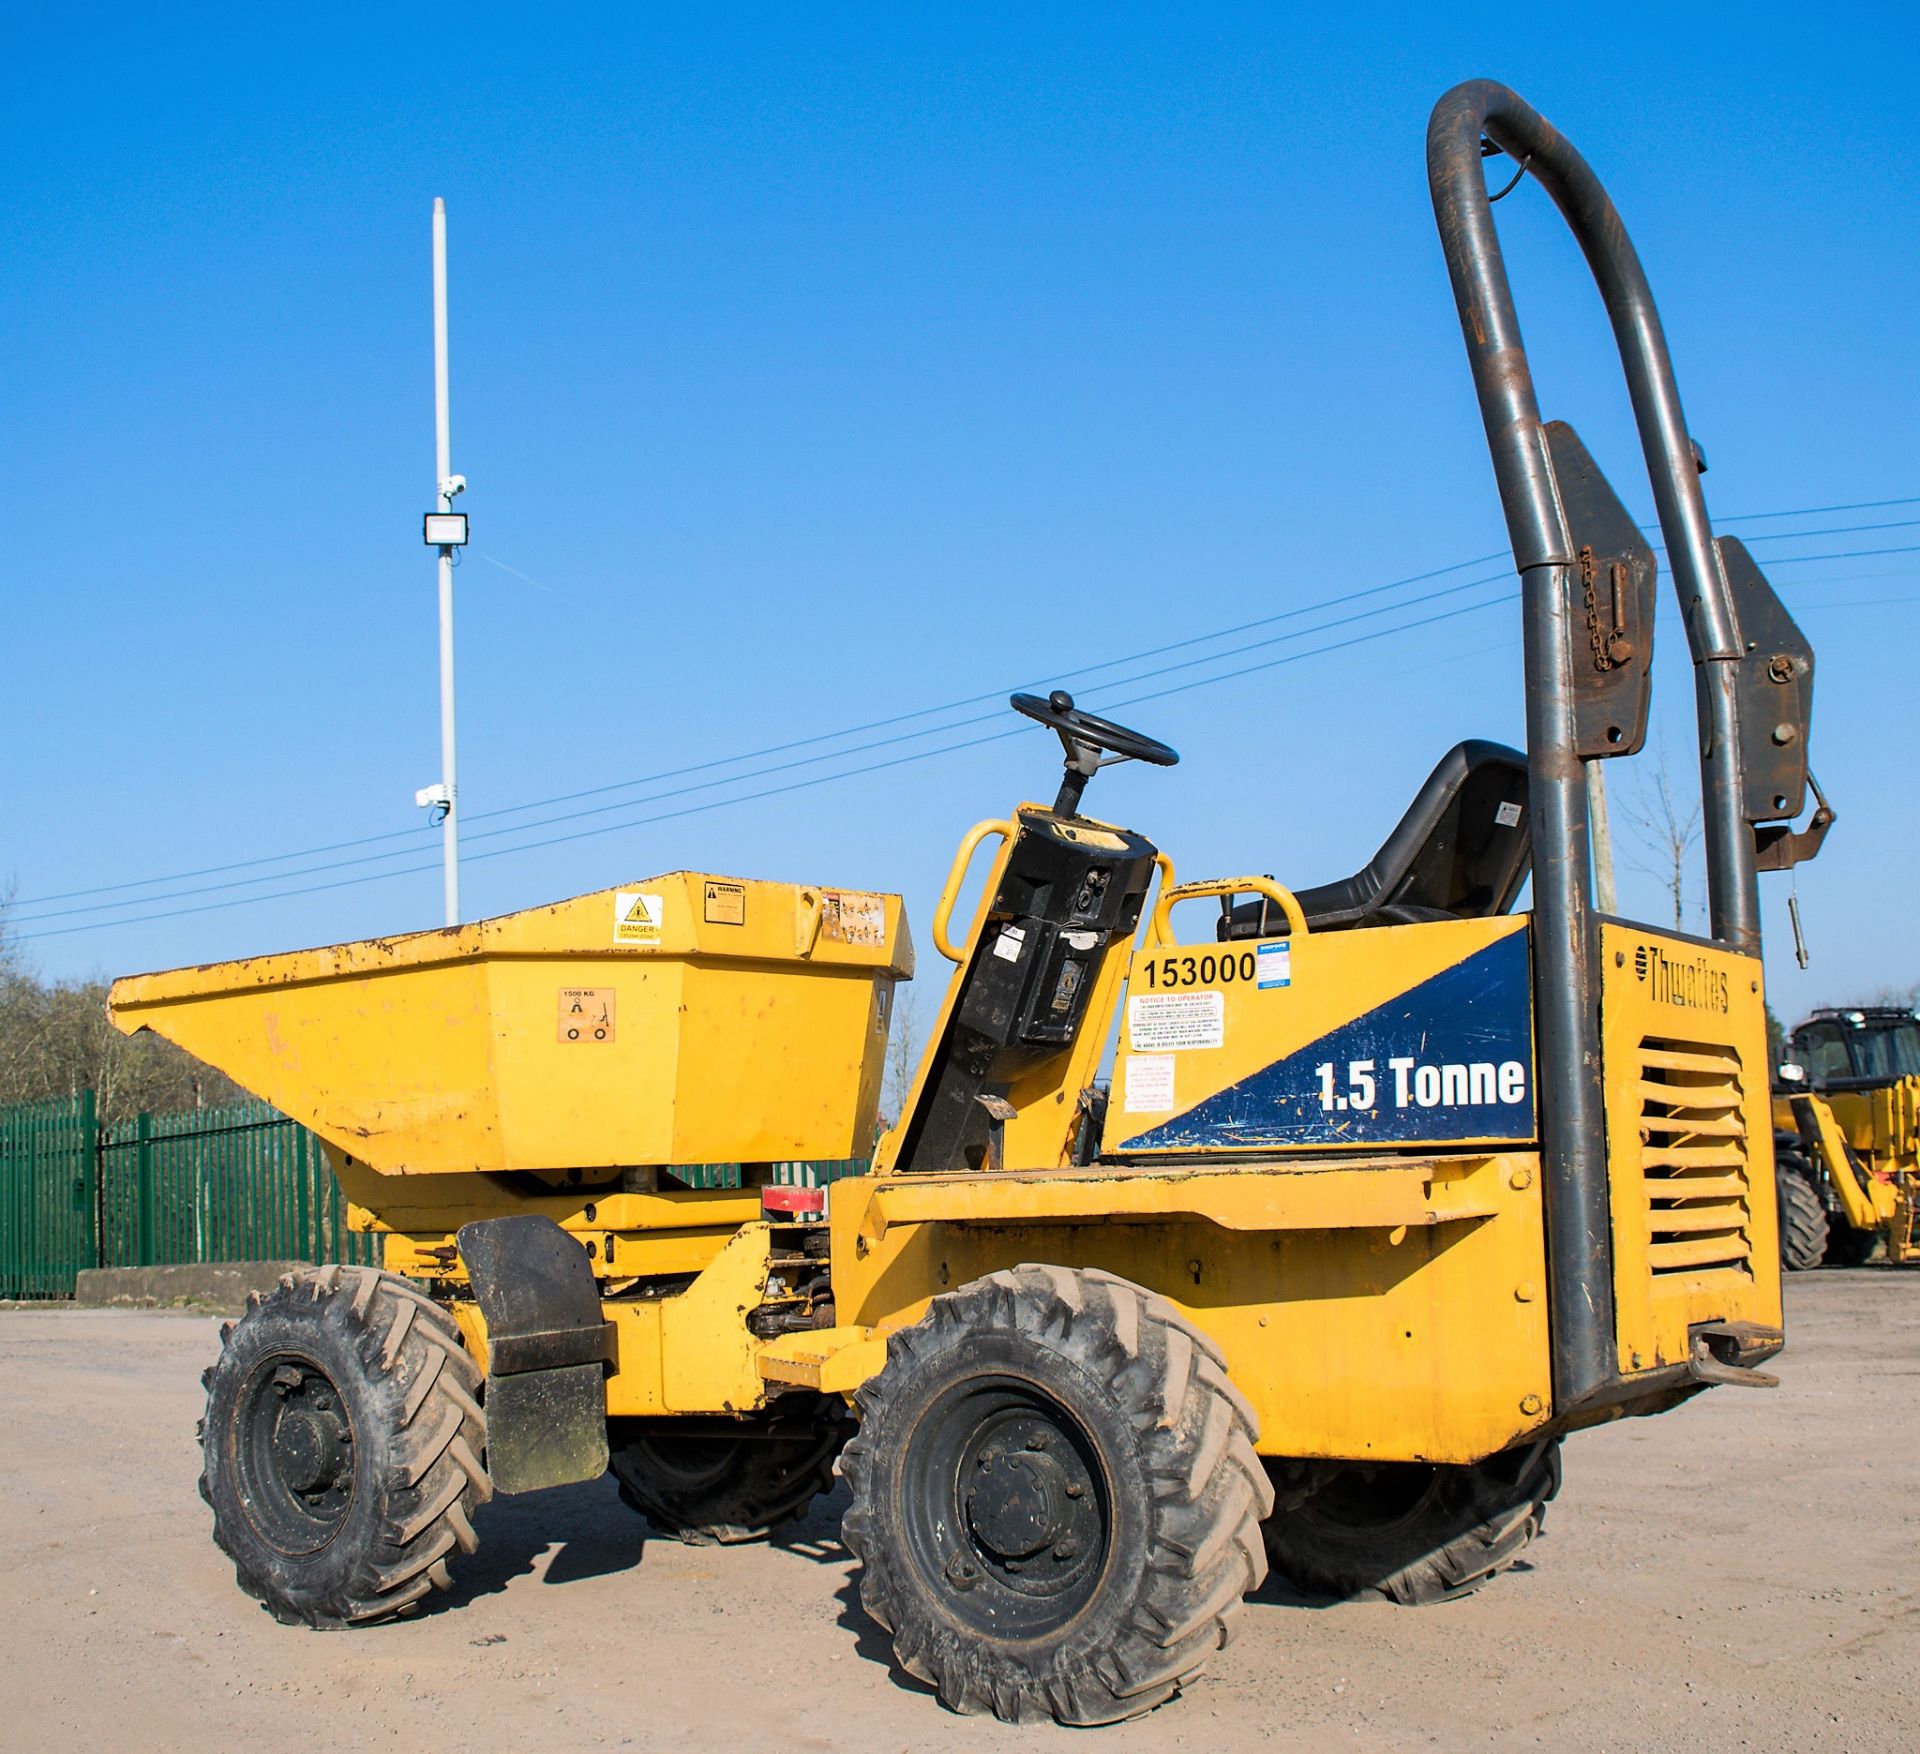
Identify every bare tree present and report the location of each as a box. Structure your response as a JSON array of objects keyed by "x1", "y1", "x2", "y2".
[
  {"x1": 0, "y1": 894, "x2": 241, "y2": 1123},
  {"x1": 880, "y1": 981, "x2": 923, "y2": 1132},
  {"x1": 1619, "y1": 746, "x2": 1703, "y2": 932}
]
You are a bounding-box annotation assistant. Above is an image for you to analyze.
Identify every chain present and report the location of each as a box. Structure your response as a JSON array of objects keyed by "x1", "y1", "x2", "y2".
[
  {"x1": 1578, "y1": 545, "x2": 1613, "y2": 672},
  {"x1": 1578, "y1": 545, "x2": 1637, "y2": 670}
]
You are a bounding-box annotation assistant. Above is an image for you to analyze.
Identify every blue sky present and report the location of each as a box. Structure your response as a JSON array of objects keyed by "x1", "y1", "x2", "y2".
[{"x1": 4, "y1": 3, "x2": 1916, "y2": 1030}]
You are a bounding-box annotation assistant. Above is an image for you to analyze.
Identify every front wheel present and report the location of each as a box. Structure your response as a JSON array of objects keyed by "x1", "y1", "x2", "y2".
[
  {"x1": 841, "y1": 1265, "x2": 1271, "y2": 1726},
  {"x1": 1262, "y1": 1439, "x2": 1561, "y2": 1605},
  {"x1": 199, "y1": 1266, "x2": 491, "y2": 1627}
]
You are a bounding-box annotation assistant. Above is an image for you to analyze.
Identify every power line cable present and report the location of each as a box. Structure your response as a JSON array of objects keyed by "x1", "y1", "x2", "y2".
[
  {"x1": 17, "y1": 587, "x2": 1521, "y2": 942},
  {"x1": 17, "y1": 538, "x2": 1912, "y2": 929},
  {"x1": 30, "y1": 546, "x2": 1910, "y2": 946},
  {"x1": 15, "y1": 569, "x2": 1516, "y2": 924},
  {"x1": 15, "y1": 513, "x2": 1916, "y2": 924},
  {"x1": 12, "y1": 546, "x2": 1512, "y2": 907},
  {"x1": 27, "y1": 490, "x2": 1915, "y2": 909}
]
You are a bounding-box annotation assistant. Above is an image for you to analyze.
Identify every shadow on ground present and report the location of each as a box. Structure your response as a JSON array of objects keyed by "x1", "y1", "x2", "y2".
[{"x1": 434, "y1": 1473, "x2": 859, "y2": 1615}]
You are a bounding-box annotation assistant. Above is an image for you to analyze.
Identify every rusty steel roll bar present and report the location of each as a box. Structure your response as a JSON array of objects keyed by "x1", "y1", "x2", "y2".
[{"x1": 1428, "y1": 81, "x2": 1764, "y2": 1408}]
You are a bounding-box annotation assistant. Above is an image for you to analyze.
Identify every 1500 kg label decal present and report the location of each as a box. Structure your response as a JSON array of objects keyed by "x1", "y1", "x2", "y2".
[{"x1": 1120, "y1": 930, "x2": 1535, "y2": 1149}]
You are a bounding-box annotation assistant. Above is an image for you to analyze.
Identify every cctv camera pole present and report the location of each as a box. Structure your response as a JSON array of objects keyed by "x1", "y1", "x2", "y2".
[{"x1": 431, "y1": 196, "x2": 460, "y2": 926}]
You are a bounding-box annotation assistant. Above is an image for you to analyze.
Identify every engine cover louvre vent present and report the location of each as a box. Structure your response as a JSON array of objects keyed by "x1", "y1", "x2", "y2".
[{"x1": 1637, "y1": 1036, "x2": 1753, "y2": 1278}]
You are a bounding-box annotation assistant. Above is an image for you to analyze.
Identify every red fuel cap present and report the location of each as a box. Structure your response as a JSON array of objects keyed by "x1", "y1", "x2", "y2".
[{"x1": 761, "y1": 1184, "x2": 827, "y2": 1216}]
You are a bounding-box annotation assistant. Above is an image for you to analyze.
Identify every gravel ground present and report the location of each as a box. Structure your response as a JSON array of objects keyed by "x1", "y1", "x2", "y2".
[{"x1": 2, "y1": 1270, "x2": 1916, "y2": 1752}]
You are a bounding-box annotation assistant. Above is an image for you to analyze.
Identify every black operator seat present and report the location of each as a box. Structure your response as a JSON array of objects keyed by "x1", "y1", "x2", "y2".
[{"x1": 1218, "y1": 739, "x2": 1531, "y2": 939}]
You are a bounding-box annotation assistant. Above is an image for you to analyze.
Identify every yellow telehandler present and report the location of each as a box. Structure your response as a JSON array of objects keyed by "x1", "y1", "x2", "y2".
[
  {"x1": 109, "y1": 80, "x2": 1832, "y2": 1725},
  {"x1": 1773, "y1": 1008, "x2": 1920, "y2": 1267}
]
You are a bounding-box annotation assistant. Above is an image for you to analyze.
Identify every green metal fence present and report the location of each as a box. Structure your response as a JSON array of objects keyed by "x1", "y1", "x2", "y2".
[
  {"x1": 673, "y1": 1159, "x2": 868, "y2": 1189},
  {"x1": 0, "y1": 1095, "x2": 378, "y2": 1299},
  {"x1": 1, "y1": 1090, "x2": 869, "y2": 1300},
  {"x1": 97, "y1": 1100, "x2": 379, "y2": 1274},
  {"x1": 0, "y1": 1093, "x2": 99, "y2": 1299}
]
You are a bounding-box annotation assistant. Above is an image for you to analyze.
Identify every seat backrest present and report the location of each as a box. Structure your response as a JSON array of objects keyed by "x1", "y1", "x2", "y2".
[{"x1": 1222, "y1": 739, "x2": 1531, "y2": 937}]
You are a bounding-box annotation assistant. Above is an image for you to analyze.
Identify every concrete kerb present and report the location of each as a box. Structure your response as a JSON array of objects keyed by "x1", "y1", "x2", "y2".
[{"x1": 73, "y1": 1261, "x2": 312, "y2": 1315}]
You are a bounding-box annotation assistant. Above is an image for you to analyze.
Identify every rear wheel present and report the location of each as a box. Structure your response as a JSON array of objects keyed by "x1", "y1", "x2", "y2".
[
  {"x1": 609, "y1": 1395, "x2": 849, "y2": 1544},
  {"x1": 841, "y1": 1265, "x2": 1270, "y2": 1726},
  {"x1": 199, "y1": 1266, "x2": 490, "y2": 1627},
  {"x1": 1262, "y1": 1439, "x2": 1560, "y2": 1605},
  {"x1": 1775, "y1": 1147, "x2": 1831, "y2": 1271}
]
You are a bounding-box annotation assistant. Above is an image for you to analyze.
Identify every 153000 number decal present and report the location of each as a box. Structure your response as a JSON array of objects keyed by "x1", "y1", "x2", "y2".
[{"x1": 1136, "y1": 950, "x2": 1259, "y2": 990}]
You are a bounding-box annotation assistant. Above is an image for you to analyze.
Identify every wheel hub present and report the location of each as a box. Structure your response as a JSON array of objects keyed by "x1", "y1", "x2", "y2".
[
  {"x1": 944, "y1": 1407, "x2": 1102, "y2": 1607},
  {"x1": 968, "y1": 1446, "x2": 1072, "y2": 1559},
  {"x1": 273, "y1": 1406, "x2": 348, "y2": 1494},
  {"x1": 236, "y1": 1356, "x2": 356, "y2": 1553}
]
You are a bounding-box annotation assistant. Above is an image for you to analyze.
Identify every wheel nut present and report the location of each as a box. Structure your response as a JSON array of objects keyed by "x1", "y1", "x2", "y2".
[
  {"x1": 1064, "y1": 1482, "x2": 1084, "y2": 1499},
  {"x1": 1054, "y1": 1541, "x2": 1076, "y2": 1560},
  {"x1": 1025, "y1": 1433, "x2": 1048, "y2": 1450}
]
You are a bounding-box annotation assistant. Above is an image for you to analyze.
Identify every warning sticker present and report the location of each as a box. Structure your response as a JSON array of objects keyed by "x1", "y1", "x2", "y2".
[
  {"x1": 1495, "y1": 800, "x2": 1523, "y2": 828},
  {"x1": 1124, "y1": 1053, "x2": 1175, "y2": 1113},
  {"x1": 703, "y1": 880, "x2": 746, "y2": 926},
  {"x1": 1128, "y1": 990, "x2": 1225, "y2": 1052},
  {"x1": 558, "y1": 987, "x2": 616, "y2": 1043},
  {"x1": 1256, "y1": 941, "x2": 1291, "y2": 990},
  {"x1": 614, "y1": 891, "x2": 663, "y2": 945},
  {"x1": 992, "y1": 925, "x2": 1027, "y2": 963},
  {"x1": 822, "y1": 890, "x2": 886, "y2": 947}
]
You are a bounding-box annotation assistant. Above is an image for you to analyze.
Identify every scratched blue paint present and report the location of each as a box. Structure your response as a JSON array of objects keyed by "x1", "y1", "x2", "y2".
[{"x1": 1120, "y1": 930, "x2": 1535, "y2": 1150}]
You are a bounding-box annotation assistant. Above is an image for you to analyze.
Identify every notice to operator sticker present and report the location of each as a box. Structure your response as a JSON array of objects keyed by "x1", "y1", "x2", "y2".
[
  {"x1": 1123, "y1": 1053, "x2": 1175, "y2": 1113},
  {"x1": 1256, "y1": 940, "x2": 1291, "y2": 989},
  {"x1": 614, "y1": 891, "x2": 663, "y2": 945},
  {"x1": 1127, "y1": 990, "x2": 1224, "y2": 1052}
]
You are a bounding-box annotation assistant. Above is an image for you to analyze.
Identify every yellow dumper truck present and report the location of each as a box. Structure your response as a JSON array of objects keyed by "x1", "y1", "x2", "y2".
[{"x1": 110, "y1": 81, "x2": 1830, "y2": 1725}]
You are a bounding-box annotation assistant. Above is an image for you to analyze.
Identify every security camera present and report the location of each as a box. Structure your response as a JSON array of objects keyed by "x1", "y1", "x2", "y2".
[{"x1": 441, "y1": 474, "x2": 468, "y2": 499}]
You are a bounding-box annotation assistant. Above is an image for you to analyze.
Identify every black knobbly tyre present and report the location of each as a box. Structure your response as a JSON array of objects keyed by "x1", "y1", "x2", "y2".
[
  {"x1": 609, "y1": 1395, "x2": 850, "y2": 1545},
  {"x1": 1775, "y1": 1146, "x2": 1830, "y2": 1271},
  {"x1": 1261, "y1": 1438, "x2": 1560, "y2": 1605},
  {"x1": 841, "y1": 1264, "x2": 1271, "y2": 1726},
  {"x1": 199, "y1": 1265, "x2": 491, "y2": 1627}
]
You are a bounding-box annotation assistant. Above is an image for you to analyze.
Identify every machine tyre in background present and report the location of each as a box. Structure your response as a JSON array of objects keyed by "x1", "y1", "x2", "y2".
[
  {"x1": 198, "y1": 1266, "x2": 490, "y2": 1627},
  {"x1": 841, "y1": 1264, "x2": 1271, "y2": 1726},
  {"x1": 1261, "y1": 1438, "x2": 1561, "y2": 1605},
  {"x1": 609, "y1": 1395, "x2": 851, "y2": 1544},
  {"x1": 1775, "y1": 1146, "x2": 1831, "y2": 1271}
]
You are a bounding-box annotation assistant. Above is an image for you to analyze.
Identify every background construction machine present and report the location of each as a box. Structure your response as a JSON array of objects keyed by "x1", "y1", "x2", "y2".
[
  {"x1": 1774, "y1": 1007, "x2": 1920, "y2": 1268},
  {"x1": 108, "y1": 80, "x2": 1831, "y2": 1726}
]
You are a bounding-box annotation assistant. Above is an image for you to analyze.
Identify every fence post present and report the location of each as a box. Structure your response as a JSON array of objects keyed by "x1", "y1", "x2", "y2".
[
  {"x1": 295, "y1": 1126, "x2": 312, "y2": 1263},
  {"x1": 135, "y1": 1110, "x2": 156, "y2": 1267},
  {"x1": 80, "y1": 1088, "x2": 100, "y2": 1276}
]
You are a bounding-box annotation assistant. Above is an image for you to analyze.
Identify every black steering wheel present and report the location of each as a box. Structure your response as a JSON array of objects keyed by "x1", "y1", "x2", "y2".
[
  {"x1": 1010, "y1": 690, "x2": 1180, "y2": 768},
  {"x1": 1011, "y1": 690, "x2": 1177, "y2": 816}
]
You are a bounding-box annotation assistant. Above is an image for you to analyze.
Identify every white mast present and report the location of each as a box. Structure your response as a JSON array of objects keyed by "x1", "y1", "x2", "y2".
[{"x1": 420, "y1": 196, "x2": 464, "y2": 925}]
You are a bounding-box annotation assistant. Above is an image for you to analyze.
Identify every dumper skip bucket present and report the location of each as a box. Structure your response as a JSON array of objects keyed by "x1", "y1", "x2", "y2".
[{"x1": 109, "y1": 873, "x2": 913, "y2": 1175}]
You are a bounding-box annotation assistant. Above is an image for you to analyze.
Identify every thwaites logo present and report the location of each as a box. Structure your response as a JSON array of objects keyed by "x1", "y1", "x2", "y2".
[{"x1": 1633, "y1": 942, "x2": 1729, "y2": 1013}]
